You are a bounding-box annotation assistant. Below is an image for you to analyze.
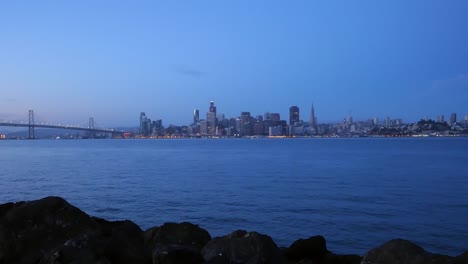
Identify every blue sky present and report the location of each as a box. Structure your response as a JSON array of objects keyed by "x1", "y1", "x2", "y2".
[{"x1": 1, "y1": 1, "x2": 467, "y2": 126}]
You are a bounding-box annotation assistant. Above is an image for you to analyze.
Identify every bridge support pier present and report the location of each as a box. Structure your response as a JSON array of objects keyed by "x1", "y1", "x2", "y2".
[
  {"x1": 28, "y1": 110, "x2": 35, "y2": 139},
  {"x1": 88, "y1": 117, "x2": 95, "y2": 139}
]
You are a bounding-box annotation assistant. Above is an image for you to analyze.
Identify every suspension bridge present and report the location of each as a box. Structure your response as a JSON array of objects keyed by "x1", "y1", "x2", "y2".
[{"x1": 0, "y1": 110, "x2": 129, "y2": 139}]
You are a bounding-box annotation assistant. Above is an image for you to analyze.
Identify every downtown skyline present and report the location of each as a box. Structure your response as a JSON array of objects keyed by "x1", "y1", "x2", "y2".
[{"x1": 1, "y1": 1, "x2": 468, "y2": 126}]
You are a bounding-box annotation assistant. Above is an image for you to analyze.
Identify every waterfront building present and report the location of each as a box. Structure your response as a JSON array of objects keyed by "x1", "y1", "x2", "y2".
[
  {"x1": 199, "y1": 120, "x2": 208, "y2": 135},
  {"x1": 206, "y1": 112, "x2": 217, "y2": 135},
  {"x1": 139, "y1": 112, "x2": 151, "y2": 136},
  {"x1": 253, "y1": 120, "x2": 265, "y2": 135},
  {"x1": 289, "y1": 106, "x2": 299, "y2": 126},
  {"x1": 240, "y1": 112, "x2": 252, "y2": 136},
  {"x1": 269, "y1": 126, "x2": 282, "y2": 136}
]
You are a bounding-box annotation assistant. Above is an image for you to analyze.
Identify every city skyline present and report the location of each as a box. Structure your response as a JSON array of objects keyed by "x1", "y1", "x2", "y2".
[{"x1": 1, "y1": 1, "x2": 468, "y2": 126}]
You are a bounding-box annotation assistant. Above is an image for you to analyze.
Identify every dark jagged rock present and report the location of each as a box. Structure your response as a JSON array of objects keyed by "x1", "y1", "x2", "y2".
[
  {"x1": 285, "y1": 235, "x2": 328, "y2": 262},
  {"x1": 0, "y1": 197, "x2": 466, "y2": 264},
  {"x1": 0, "y1": 196, "x2": 150, "y2": 264},
  {"x1": 144, "y1": 222, "x2": 211, "y2": 264},
  {"x1": 452, "y1": 251, "x2": 468, "y2": 264},
  {"x1": 322, "y1": 253, "x2": 362, "y2": 264},
  {"x1": 201, "y1": 230, "x2": 283, "y2": 264},
  {"x1": 360, "y1": 239, "x2": 453, "y2": 264}
]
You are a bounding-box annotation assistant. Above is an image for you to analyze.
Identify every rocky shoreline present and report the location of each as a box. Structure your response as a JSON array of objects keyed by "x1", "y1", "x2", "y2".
[{"x1": 0, "y1": 197, "x2": 466, "y2": 264}]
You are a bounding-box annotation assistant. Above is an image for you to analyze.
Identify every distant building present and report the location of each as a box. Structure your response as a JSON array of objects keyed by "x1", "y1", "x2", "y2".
[
  {"x1": 140, "y1": 112, "x2": 151, "y2": 136},
  {"x1": 437, "y1": 115, "x2": 444, "y2": 123},
  {"x1": 199, "y1": 120, "x2": 208, "y2": 135},
  {"x1": 310, "y1": 104, "x2": 317, "y2": 132},
  {"x1": 206, "y1": 101, "x2": 218, "y2": 135},
  {"x1": 209, "y1": 101, "x2": 217, "y2": 114},
  {"x1": 193, "y1": 109, "x2": 199, "y2": 124},
  {"x1": 206, "y1": 112, "x2": 217, "y2": 135},
  {"x1": 240, "y1": 112, "x2": 252, "y2": 136},
  {"x1": 385, "y1": 116, "x2": 391, "y2": 126},
  {"x1": 268, "y1": 126, "x2": 282, "y2": 136},
  {"x1": 450, "y1": 113, "x2": 457, "y2": 125},
  {"x1": 289, "y1": 106, "x2": 299, "y2": 126}
]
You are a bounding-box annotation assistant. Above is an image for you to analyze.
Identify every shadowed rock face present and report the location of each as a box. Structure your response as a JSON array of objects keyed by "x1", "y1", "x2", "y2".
[
  {"x1": 360, "y1": 239, "x2": 454, "y2": 264},
  {"x1": 285, "y1": 235, "x2": 328, "y2": 262},
  {"x1": 0, "y1": 197, "x2": 466, "y2": 264},
  {"x1": 0, "y1": 196, "x2": 150, "y2": 264},
  {"x1": 201, "y1": 230, "x2": 284, "y2": 264},
  {"x1": 144, "y1": 222, "x2": 211, "y2": 264}
]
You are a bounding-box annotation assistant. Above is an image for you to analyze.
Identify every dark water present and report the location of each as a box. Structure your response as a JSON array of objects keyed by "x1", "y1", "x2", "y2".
[{"x1": 0, "y1": 138, "x2": 467, "y2": 255}]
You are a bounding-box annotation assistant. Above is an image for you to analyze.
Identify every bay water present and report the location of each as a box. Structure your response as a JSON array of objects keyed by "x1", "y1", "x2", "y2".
[{"x1": 0, "y1": 138, "x2": 467, "y2": 255}]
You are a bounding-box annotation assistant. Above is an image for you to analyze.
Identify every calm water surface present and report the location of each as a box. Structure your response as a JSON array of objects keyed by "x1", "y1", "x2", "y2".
[{"x1": 0, "y1": 138, "x2": 467, "y2": 255}]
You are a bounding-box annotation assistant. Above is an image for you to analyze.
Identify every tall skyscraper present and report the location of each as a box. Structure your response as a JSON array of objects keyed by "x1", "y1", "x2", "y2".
[
  {"x1": 207, "y1": 112, "x2": 216, "y2": 135},
  {"x1": 139, "y1": 112, "x2": 151, "y2": 136},
  {"x1": 206, "y1": 101, "x2": 217, "y2": 135},
  {"x1": 240, "y1": 112, "x2": 252, "y2": 136},
  {"x1": 193, "y1": 109, "x2": 200, "y2": 124},
  {"x1": 209, "y1": 101, "x2": 217, "y2": 114},
  {"x1": 310, "y1": 104, "x2": 317, "y2": 131},
  {"x1": 289, "y1": 106, "x2": 299, "y2": 126}
]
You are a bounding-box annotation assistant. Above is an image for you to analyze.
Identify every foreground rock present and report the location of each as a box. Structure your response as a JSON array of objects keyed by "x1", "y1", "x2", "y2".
[
  {"x1": 0, "y1": 197, "x2": 467, "y2": 264},
  {"x1": 361, "y1": 239, "x2": 465, "y2": 264},
  {"x1": 201, "y1": 230, "x2": 284, "y2": 264},
  {"x1": 0, "y1": 197, "x2": 150, "y2": 264},
  {"x1": 144, "y1": 222, "x2": 211, "y2": 264},
  {"x1": 285, "y1": 235, "x2": 361, "y2": 264}
]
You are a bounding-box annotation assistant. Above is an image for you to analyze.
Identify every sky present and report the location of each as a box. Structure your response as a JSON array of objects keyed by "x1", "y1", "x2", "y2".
[{"x1": 1, "y1": 0, "x2": 467, "y2": 126}]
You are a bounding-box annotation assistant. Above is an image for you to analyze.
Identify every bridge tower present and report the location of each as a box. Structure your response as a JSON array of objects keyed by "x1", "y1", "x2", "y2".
[
  {"x1": 28, "y1": 110, "x2": 35, "y2": 139},
  {"x1": 88, "y1": 117, "x2": 95, "y2": 138}
]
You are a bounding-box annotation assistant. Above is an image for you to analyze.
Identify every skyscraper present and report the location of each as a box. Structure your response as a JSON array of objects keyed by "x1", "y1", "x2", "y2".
[
  {"x1": 139, "y1": 112, "x2": 151, "y2": 136},
  {"x1": 240, "y1": 112, "x2": 252, "y2": 136},
  {"x1": 289, "y1": 106, "x2": 299, "y2": 126},
  {"x1": 209, "y1": 101, "x2": 216, "y2": 114},
  {"x1": 193, "y1": 109, "x2": 200, "y2": 124},
  {"x1": 207, "y1": 101, "x2": 217, "y2": 135},
  {"x1": 207, "y1": 112, "x2": 216, "y2": 135},
  {"x1": 310, "y1": 104, "x2": 317, "y2": 131}
]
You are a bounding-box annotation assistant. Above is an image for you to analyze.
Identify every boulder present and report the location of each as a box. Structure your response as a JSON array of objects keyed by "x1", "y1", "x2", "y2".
[
  {"x1": 322, "y1": 253, "x2": 362, "y2": 264},
  {"x1": 452, "y1": 251, "x2": 468, "y2": 264},
  {"x1": 360, "y1": 239, "x2": 452, "y2": 264},
  {"x1": 285, "y1": 235, "x2": 328, "y2": 262},
  {"x1": 144, "y1": 222, "x2": 211, "y2": 264},
  {"x1": 201, "y1": 230, "x2": 283, "y2": 264},
  {"x1": 0, "y1": 196, "x2": 150, "y2": 264}
]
